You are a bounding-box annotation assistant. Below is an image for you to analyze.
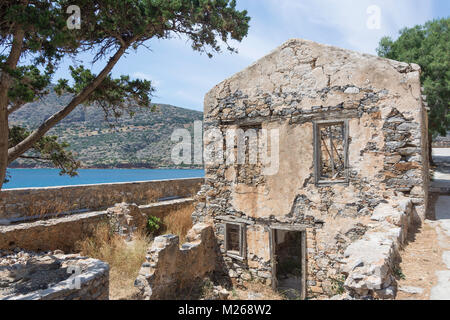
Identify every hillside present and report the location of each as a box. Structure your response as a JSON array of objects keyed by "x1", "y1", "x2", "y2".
[{"x1": 9, "y1": 89, "x2": 203, "y2": 168}]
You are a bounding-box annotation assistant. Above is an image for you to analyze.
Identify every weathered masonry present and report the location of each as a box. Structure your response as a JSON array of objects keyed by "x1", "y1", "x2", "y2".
[
  {"x1": 192, "y1": 39, "x2": 429, "y2": 299},
  {"x1": 0, "y1": 179, "x2": 201, "y2": 252},
  {"x1": 0, "y1": 178, "x2": 202, "y2": 224}
]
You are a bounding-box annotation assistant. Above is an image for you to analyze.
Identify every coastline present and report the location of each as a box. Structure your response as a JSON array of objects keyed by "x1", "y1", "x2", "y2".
[{"x1": 4, "y1": 168, "x2": 205, "y2": 189}]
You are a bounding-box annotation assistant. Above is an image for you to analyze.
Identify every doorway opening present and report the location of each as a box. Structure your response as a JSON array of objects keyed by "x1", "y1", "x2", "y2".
[{"x1": 271, "y1": 227, "x2": 306, "y2": 300}]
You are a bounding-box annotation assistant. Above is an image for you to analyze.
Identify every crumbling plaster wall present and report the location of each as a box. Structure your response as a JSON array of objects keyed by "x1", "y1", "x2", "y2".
[
  {"x1": 134, "y1": 223, "x2": 217, "y2": 300},
  {"x1": 193, "y1": 39, "x2": 429, "y2": 298}
]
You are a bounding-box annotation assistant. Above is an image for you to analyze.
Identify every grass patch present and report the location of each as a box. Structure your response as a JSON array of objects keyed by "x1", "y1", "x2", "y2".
[
  {"x1": 75, "y1": 223, "x2": 151, "y2": 300},
  {"x1": 75, "y1": 206, "x2": 193, "y2": 299},
  {"x1": 160, "y1": 206, "x2": 193, "y2": 243}
]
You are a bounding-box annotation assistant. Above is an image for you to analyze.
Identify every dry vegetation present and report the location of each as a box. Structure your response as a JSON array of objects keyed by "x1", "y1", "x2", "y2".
[
  {"x1": 25, "y1": 195, "x2": 73, "y2": 218},
  {"x1": 76, "y1": 223, "x2": 151, "y2": 300},
  {"x1": 161, "y1": 206, "x2": 194, "y2": 243},
  {"x1": 75, "y1": 207, "x2": 194, "y2": 300},
  {"x1": 231, "y1": 281, "x2": 285, "y2": 300}
]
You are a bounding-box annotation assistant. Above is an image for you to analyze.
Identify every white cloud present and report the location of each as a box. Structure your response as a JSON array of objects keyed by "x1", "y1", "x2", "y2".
[
  {"x1": 264, "y1": 0, "x2": 434, "y2": 54},
  {"x1": 123, "y1": 0, "x2": 434, "y2": 111}
]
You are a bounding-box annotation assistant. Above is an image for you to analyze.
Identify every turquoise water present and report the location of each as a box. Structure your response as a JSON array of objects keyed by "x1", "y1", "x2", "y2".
[{"x1": 3, "y1": 168, "x2": 204, "y2": 189}]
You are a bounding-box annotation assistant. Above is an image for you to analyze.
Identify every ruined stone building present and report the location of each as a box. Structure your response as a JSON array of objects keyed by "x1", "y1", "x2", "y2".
[{"x1": 192, "y1": 39, "x2": 429, "y2": 299}]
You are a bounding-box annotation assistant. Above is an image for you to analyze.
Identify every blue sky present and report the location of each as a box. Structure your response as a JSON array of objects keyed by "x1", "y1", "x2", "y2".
[{"x1": 53, "y1": 0, "x2": 449, "y2": 111}]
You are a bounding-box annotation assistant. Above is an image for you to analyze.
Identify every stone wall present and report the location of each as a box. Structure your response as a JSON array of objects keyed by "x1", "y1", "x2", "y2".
[
  {"x1": 0, "y1": 211, "x2": 107, "y2": 252},
  {"x1": 135, "y1": 223, "x2": 217, "y2": 299},
  {"x1": 140, "y1": 198, "x2": 195, "y2": 220},
  {"x1": 0, "y1": 198, "x2": 198, "y2": 252},
  {"x1": 432, "y1": 132, "x2": 450, "y2": 148},
  {"x1": 1, "y1": 251, "x2": 109, "y2": 300},
  {"x1": 0, "y1": 178, "x2": 203, "y2": 223},
  {"x1": 342, "y1": 197, "x2": 415, "y2": 299},
  {"x1": 194, "y1": 39, "x2": 429, "y2": 299}
]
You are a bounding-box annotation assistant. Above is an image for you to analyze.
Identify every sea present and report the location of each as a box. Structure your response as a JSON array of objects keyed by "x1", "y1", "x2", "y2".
[{"x1": 3, "y1": 168, "x2": 205, "y2": 189}]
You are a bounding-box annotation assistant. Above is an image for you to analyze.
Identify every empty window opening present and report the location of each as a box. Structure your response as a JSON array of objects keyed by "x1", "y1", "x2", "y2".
[
  {"x1": 225, "y1": 223, "x2": 245, "y2": 259},
  {"x1": 271, "y1": 228, "x2": 306, "y2": 300},
  {"x1": 234, "y1": 124, "x2": 263, "y2": 185},
  {"x1": 236, "y1": 124, "x2": 261, "y2": 165},
  {"x1": 314, "y1": 120, "x2": 349, "y2": 184}
]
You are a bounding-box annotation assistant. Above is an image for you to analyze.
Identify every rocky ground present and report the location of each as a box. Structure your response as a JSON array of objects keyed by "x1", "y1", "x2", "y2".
[
  {"x1": 396, "y1": 148, "x2": 450, "y2": 300},
  {"x1": 1, "y1": 250, "x2": 61, "y2": 298},
  {"x1": 230, "y1": 281, "x2": 285, "y2": 300},
  {"x1": 198, "y1": 276, "x2": 285, "y2": 300},
  {"x1": 0, "y1": 249, "x2": 72, "y2": 298},
  {"x1": 0, "y1": 249, "x2": 98, "y2": 300}
]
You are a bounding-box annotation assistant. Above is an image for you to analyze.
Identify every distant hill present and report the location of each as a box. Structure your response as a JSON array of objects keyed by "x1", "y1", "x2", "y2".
[{"x1": 9, "y1": 88, "x2": 203, "y2": 169}]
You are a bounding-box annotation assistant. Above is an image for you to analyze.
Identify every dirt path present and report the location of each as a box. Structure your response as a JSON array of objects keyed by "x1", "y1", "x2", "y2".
[
  {"x1": 396, "y1": 148, "x2": 450, "y2": 300},
  {"x1": 396, "y1": 218, "x2": 447, "y2": 299}
]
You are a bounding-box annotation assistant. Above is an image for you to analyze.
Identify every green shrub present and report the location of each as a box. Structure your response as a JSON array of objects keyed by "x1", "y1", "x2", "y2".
[
  {"x1": 147, "y1": 216, "x2": 162, "y2": 235},
  {"x1": 330, "y1": 274, "x2": 346, "y2": 295},
  {"x1": 393, "y1": 266, "x2": 406, "y2": 280}
]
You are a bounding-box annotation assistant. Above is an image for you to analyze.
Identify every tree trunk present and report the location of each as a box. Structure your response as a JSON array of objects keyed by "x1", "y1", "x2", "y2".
[
  {"x1": 7, "y1": 45, "x2": 127, "y2": 166},
  {"x1": 0, "y1": 29, "x2": 25, "y2": 190},
  {"x1": 0, "y1": 97, "x2": 7, "y2": 191}
]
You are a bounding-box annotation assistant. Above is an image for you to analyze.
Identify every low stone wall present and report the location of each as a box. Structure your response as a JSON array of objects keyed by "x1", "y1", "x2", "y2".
[
  {"x1": 139, "y1": 198, "x2": 195, "y2": 219},
  {"x1": 1, "y1": 251, "x2": 109, "y2": 300},
  {"x1": 433, "y1": 141, "x2": 450, "y2": 148},
  {"x1": 135, "y1": 223, "x2": 217, "y2": 300},
  {"x1": 0, "y1": 198, "x2": 198, "y2": 252},
  {"x1": 432, "y1": 133, "x2": 450, "y2": 148},
  {"x1": 39, "y1": 258, "x2": 109, "y2": 300},
  {"x1": 342, "y1": 198, "x2": 415, "y2": 299},
  {"x1": 0, "y1": 211, "x2": 107, "y2": 252},
  {"x1": 0, "y1": 178, "x2": 203, "y2": 222}
]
